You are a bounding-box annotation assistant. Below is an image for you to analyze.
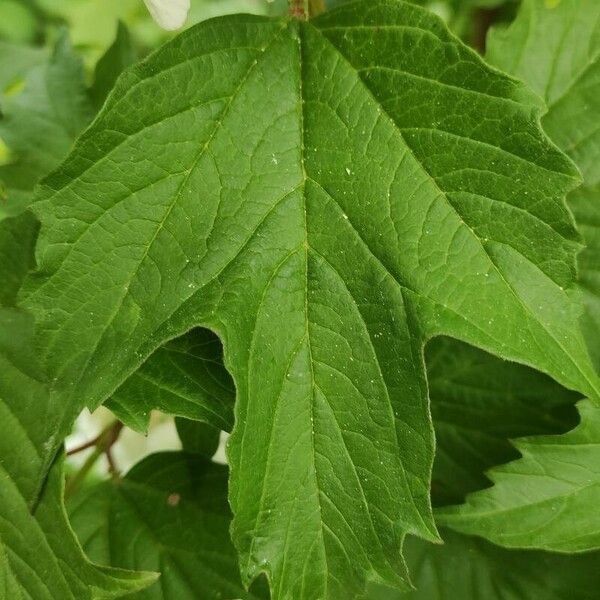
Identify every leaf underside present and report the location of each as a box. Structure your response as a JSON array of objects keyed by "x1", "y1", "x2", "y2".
[
  {"x1": 20, "y1": 1, "x2": 600, "y2": 597},
  {"x1": 107, "y1": 327, "x2": 234, "y2": 433}
]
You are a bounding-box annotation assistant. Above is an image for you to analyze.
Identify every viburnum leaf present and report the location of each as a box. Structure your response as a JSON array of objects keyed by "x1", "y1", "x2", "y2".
[
  {"x1": 437, "y1": 399, "x2": 600, "y2": 552},
  {"x1": 435, "y1": 0, "x2": 600, "y2": 554},
  {"x1": 107, "y1": 327, "x2": 234, "y2": 433},
  {"x1": 0, "y1": 308, "x2": 156, "y2": 598},
  {"x1": 20, "y1": 1, "x2": 600, "y2": 597},
  {"x1": 367, "y1": 528, "x2": 600, "y2": 600},
  {"x1": 68, "y1": 452, "x2": 267, "y2": 600},
  {"x1": 426, "y1": 337, "x2": 579, "y2": 506},
  {"x1": 486, "y1": 0, "x2": 600, "y2": 366}
]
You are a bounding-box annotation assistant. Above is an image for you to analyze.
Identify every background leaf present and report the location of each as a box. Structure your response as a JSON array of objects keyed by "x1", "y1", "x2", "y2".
[
  {"x1": 176, "y1": 418, "x2": 222, "y2": 457},
  {"x1": 69, "y1": 452, "x2": 267, "y2": 600},
  {"x1": 0, "y1": 32, "x2": 93, "y2": 218},
  {"x1": 368, "y1": 528, "x2": 600, "y2": 600},
  {"x1": 89, "y1": 21, "x2": 137, "y2": 110},
  {"x1": 438, "y1": 400, "x2": 600, "y2": 552},
  {"x1": 427, "y1": 337, "x2": 579, "y2": 506},
  {"x1": 0, "y1": 211, "x2": 38, "y2": 306},
  {"x1": 107, "y1": 328, "x2": 234, "y2": 433}
]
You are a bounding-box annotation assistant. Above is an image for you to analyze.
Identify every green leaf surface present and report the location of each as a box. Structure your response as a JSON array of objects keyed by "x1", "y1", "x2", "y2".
[
  {"x1": 438, "y1": 0, "x2": 600, "y2": 554},
  {"x1": 176, "y1": 418, "x2": 222, "y2": 457},
  {"x1": 0, "y1": 211, "x2": 38, "y2": 306},
  {"x1": 21, "y1": 2, "x2": 600, "y2": 597},
  {"x1": 487, "y1": 0, "x2": 600, "y2": 365},
  {"x1": 0, "y1": 307, "x2": 155, "y2": 599},
  {"x1": 107, "y1": 328, "x2": 234, "y2": 433},
  {"x1": 68, "y1": 452, "x2": 266, "y2": 600},
  {"x1": 89, "y1": 21, "x2": 137, "y2": 111},
  {"x1": 438, "y1": 400, "x2": 600, "y2": 552},
  {"x1": 0, "y1": 32, "x2": 93, "y2": 219},
  {"x1": 367, "y1": 528, "x2": 600, "y2": 600},
  {"x1": 427, "y1": 337, "x2": 579, "y2": 506}
]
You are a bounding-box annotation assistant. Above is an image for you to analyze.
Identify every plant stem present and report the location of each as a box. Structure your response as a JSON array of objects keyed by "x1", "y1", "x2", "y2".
[
  {"x1": 289, "y1": 0, "x2": 309, "y2": 19},
  {"x1": 65, "y1": 444, "x2": 104, "y2": 499},
  {"x1": 65, "y1": 420, "x2": 123, "y2": 499},
  {"x1": 66, "y1": 435, "x2": 100, "y2": 456}
]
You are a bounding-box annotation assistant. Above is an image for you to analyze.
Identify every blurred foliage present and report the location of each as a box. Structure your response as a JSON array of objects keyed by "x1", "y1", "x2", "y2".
[
  {"x1": 2, "y1": 0, "x2": 277, "y2": 70},
  {"x1": 0, "y1": 0, "x2": 520, "y2": 72}
]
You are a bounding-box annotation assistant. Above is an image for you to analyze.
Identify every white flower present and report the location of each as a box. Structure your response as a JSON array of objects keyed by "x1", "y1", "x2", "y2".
[{"x1": 144, "y1": 0, "x2": 191, "y2": 30}]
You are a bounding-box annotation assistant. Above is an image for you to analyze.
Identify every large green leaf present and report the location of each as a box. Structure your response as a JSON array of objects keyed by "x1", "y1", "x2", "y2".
[
  {"x1": 368, "y1": 528, "x2": 600, "y2": 600},
  {"x1": 0, "y1": 308, "x2": 155, "y2": 598},
  {"x1": 107, "y1": 327, "x2": 234, "y2": 433},
  {"x1": 176, "y1": 418, "x2": 222, "y2": 457},
  {"x1": 427, "y1": 337, "x2": 579, "y2": 506},
  {"x1": 436, "y1": 0, "x2": 600, "y2": 553},
  {"x1": 21, "y1": 2, "x2": 600, "y2": 597},
  {"x1": 69, "y1": 452, "x2": 267, "y2": 600}
]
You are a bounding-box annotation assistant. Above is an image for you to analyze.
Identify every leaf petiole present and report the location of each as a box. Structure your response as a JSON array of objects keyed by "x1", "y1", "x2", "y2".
[
  {"x1": 65, "y1": 420, "x2": 123, "y2": 498},
  {"x1": 289, "y1": 0, "x2": 325, "y2": 18}
]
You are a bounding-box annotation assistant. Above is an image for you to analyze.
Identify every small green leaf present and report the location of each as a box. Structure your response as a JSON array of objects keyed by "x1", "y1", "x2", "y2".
[
  {"x1": 107, "y1": 327, "x2": 234, "y2": 433},
  {"x1": 367, "y1": 528, "x2": 600, "y2": 600},
  {"x1": 427, "y1": 337, "x2": 579, "y2": 506},
  {"x1": 437, "y1": 400, "x2": 600, "y2": 551},
  {"x1": 68, "y1": 452, "x2": 267, "y2": 600},
  {"x1": 21, "y1": 2, "x2": 600, "y2": 597},
  {"x1": 176, "y1": 418, "x2": 222, "y2": 457}
]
